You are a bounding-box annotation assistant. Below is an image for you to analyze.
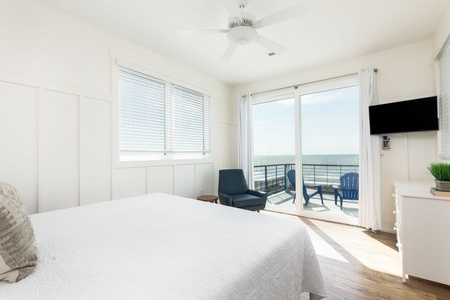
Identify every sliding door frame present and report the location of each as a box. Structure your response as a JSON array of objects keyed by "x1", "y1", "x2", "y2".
[{"x1": 294, "y1": 75, "x2": 359, "y2": 225}]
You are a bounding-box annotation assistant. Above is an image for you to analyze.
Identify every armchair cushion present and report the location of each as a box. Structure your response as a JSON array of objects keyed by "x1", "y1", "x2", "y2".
[{"x1": 231, "y1": 193, "x2": 266, "y2": 208}]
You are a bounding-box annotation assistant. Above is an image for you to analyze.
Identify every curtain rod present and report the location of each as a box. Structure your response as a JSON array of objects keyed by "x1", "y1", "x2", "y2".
[{"x1": 250, "y1": 68, "x2": 378, "y2": 97}]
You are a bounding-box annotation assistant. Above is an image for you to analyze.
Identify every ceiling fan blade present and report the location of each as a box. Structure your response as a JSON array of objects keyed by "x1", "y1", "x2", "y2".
[
  {"x1": 177, "y1": 29, "x2": 229, "y2": 36},
  {"x1": 256, "y1": 35, "x2": 287, "y2": 55},
  {"x1": 254, "y1": 1, "x2": 310, "y2": 29},
  {"x1": 221, "y1": 42, "x2": 238, "y2": 61}
]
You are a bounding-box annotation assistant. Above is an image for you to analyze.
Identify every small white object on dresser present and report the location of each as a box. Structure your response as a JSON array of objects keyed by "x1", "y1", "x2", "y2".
[{"x1": 394, "y1": 181, "x2": 450, "y2": 285}]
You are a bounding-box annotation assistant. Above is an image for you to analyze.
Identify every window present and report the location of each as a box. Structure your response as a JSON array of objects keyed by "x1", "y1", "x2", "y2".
[
  {"x1": 438, "y1": 37, "x2": 450, "y2": 160},
  {"x1": 119, "y1": 67, "x2": 211, "y2": 161}
]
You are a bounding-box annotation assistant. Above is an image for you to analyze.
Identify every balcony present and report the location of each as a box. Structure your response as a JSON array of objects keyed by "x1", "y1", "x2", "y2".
[{"x1": 254, "y1": 163, "x2": 359, "y2": 217}]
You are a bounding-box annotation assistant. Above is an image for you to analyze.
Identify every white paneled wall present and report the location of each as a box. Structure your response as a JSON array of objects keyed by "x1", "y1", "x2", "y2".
[
  {"x1": 42, "y1": 90, "x2": 80, "y2": 212},
  {"x1": 113, "y1": 167, "x2": 148, "y2": 200},
  {"x1": 147, "y1": 166, "x2": 174, "y2": 194},
  {"x1": 196, "y1": 163, "x2": 214, "y2": 196},
  {"x1": 0, "y1": 81, "x2": 39, "y2": 214},
  {"x1": 80, "y1": 97, "x2": 112, "y2": 206},
  {"x1": 0, "y1": 1, "x2": 233, "y2": 214},
  {"x1": 0, "y1": 79, "x2": 114, "y2": 213},
  {"x1": 113, "y1": 163, "x2": 215, "y2": 201},
  {"x1": 212, "y1": 120, "x2": 232, "y2": 173},
  {"x1": 174, "y1": 164, "x2": 196, "y2": 197}
]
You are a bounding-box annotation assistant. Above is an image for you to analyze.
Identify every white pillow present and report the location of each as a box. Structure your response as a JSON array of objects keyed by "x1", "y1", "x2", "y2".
[{"x1": 0, "y1": 182, "x2": 38, "y2": 282}]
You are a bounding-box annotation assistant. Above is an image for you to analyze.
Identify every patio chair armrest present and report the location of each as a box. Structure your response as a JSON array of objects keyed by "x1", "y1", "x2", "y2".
[{"x1": 311, "y1": 184, "x2": 323, "y2": 192}]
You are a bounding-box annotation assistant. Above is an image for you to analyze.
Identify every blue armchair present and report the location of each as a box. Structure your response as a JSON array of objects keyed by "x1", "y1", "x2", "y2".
[
  {"x1": 333, "y1": 172, "x2": 359, "y2": 210},
  {"x1": 218, "y1": 169, "x2": 267, "y2": 212}
]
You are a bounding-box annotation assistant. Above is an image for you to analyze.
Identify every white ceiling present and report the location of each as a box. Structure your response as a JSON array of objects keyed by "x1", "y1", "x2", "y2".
[{"x1": 36, "y1": 0, "x2": 449, "y2": 86}]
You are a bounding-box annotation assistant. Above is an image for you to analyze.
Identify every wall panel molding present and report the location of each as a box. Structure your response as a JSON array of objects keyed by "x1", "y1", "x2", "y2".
[
  {"x1": 0, "y1": 70, "x2": 112, "y2": 102},
  {"x1": 0, "y1": 75, "x2": 113, "y2": 213},
  {"x1": 0, "y1": 81, "x2": 39, "y2": 214}
]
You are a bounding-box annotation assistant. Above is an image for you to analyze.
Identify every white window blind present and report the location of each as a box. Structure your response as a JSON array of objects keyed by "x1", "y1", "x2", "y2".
[
  {"x1": 119, "y1": 67, "x2": 211, "y2": 160},
  {"x1": 438, "y1": 37, "x2": 450, "y2": 160},
  {"x1": 170, "y1": 86, "x2": 210, "y2": 153}
]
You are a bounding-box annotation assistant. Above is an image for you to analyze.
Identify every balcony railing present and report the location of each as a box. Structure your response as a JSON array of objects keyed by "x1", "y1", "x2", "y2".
[{"x1": 254, "y1": 163, "x2": 359, "y2": 195}]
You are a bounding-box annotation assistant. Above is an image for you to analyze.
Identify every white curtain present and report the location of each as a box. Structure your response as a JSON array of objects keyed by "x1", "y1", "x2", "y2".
[
  {"x1": 358, "y1": 68, "x2": 382, "y2": 231},
  {"x1": 238, "y1": 94, "x2": 255, "y2": 188}
]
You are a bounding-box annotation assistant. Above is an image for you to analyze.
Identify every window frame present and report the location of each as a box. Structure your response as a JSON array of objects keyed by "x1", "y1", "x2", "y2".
[
  {"x1": 115, "y1": 58, "x2": 211, "y2": 163},
  {"x1": 437, "y1": 36, "x2": 450, "y2": 160}
]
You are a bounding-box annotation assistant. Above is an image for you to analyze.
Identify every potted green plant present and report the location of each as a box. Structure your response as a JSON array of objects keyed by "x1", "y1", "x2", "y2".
[{"x1": 427, "y1": 162, "x2": 450, "y2": 191}]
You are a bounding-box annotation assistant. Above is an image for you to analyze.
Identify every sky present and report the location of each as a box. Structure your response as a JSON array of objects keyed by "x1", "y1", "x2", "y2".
[{"x1": 252, "y1": 86, "x2": 359, "y2": 156}]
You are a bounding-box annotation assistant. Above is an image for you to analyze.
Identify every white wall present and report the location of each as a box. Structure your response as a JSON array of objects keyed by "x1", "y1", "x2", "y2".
[
  {"x1": 433, "y1": 3, "x2": 450, "y2": 57},
  {"x1": 232, "y1": 40, "x2": 439, "y2": 232},
  {"x1": 0, "y1": 0, "x2": 232, "y2": 214}
]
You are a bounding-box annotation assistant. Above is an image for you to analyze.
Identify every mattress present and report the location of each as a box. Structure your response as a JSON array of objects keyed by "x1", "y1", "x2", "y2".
[{"x1": 0, "y1": 193, "x2": 327, "y2": 299}]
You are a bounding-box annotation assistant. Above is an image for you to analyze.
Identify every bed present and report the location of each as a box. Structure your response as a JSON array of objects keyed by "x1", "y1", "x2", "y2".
[{"x1": 0, "y1": 192, "x2": 327, "y2": 299}]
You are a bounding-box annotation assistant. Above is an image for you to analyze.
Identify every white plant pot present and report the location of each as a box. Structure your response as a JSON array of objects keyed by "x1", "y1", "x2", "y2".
[{"x1": 435, "y1": 180, "x2": 450, "y2": 191}]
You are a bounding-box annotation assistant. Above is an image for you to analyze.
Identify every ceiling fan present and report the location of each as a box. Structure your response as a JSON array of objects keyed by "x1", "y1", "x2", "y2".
[{"x1": 178, "y1": 1, "x2": 310, "y2": 61}]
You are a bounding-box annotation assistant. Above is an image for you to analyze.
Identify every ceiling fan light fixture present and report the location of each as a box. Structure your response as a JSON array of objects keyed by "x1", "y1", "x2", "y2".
[
  {"x1": 238, "y1": 38, "x2": 247, "y2": 45},
  {"x1": 182, "y1": 1, "x2": 310, "y2": 61},
  {"x1": 227, "y1": 26, "x2": 257, "y2": 45}
]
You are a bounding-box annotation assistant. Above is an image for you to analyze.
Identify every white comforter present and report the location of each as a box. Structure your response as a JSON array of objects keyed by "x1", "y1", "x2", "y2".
[{"x1": 0, "y1": 193, "x2": 327, "y2": 299}]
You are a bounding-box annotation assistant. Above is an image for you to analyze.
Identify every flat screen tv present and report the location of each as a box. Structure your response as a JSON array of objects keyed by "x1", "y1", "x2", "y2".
[{"x1": 369, "y1": 96, "x2": 439, "y2": 135}]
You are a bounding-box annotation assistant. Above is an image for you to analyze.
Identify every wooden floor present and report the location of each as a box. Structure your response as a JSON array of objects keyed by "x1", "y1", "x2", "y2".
[{"x1": 262, "y1": 211, "x2": 450, "y2": 300}]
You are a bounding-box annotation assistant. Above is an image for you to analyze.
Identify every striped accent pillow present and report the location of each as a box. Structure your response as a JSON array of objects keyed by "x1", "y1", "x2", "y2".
[{"x1": 0, "y1": 182, "x2": 38, "y2": 282}]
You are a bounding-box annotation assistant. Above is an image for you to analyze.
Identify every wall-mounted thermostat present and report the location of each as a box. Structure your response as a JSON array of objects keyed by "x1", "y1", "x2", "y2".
[{"x1": 382, "y1": 135, "x2": 390, "y2": 149}]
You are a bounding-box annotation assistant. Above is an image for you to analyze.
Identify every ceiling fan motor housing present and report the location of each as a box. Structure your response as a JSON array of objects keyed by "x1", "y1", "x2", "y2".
[{"x1": 228, "y1": 12, "x2": 255, "y2": 29}]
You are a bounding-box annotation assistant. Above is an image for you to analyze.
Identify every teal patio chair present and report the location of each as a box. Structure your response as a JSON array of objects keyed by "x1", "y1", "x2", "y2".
[
  {"x1": 287, "y1": 170, "x2": 324, "y2": 205},
  {"x1": 333, "y1": 172, "x2": 359, "y2": 210}
]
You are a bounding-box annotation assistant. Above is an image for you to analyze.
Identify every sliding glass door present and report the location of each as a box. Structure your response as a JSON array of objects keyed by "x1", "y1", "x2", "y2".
[
  {"x1": 297, "y1": 86, "x2": 359, "y2": 224},
  {"x1": 252, "y1": 76, "x2": 359, "y2": 225},
  {"x1": 252, "y1": 97, "x2": 296, "y2": 214}
]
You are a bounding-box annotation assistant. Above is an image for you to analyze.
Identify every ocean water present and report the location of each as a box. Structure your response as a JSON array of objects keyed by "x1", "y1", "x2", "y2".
[{"x1": 254, "y1": 154, "x2": 359, "y2": 166}]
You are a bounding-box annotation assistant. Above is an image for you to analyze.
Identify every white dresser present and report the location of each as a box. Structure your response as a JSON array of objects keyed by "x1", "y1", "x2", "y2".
[{"x1": 394, "y1": 182, "x2": 450, "y2": 285}]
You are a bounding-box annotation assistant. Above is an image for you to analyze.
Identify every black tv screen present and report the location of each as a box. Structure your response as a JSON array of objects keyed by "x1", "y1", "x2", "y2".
[{"x1": 369, "y1": 96, "x2": 439, "y2": 135}]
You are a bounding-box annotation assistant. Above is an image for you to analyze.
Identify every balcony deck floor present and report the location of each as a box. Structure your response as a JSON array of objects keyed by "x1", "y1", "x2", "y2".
[{"x1": 266, "y1": 190, "x2": 359, "y2": 221}]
